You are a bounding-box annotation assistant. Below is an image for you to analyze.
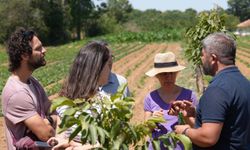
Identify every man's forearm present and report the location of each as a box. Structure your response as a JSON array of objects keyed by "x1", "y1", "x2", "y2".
[{"x1": 185, "y1": 128, "x2": 215, "y2": 147}]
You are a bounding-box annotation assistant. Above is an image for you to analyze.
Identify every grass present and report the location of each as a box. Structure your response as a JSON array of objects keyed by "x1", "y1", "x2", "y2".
[
  {"x1": 125, "y1": 69, "x2": 132, "y2": 78},
  {"x1": 137, "y1": 75, "x2": 147, "y2": 89},
  {"x1": 237, "y1": 57, "x2": 250, "y2": 68}
]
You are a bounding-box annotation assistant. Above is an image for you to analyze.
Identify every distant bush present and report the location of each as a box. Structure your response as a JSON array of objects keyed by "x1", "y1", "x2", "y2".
[{"x1": 102, "y1": 29, "x2": 183, "y2": 43}]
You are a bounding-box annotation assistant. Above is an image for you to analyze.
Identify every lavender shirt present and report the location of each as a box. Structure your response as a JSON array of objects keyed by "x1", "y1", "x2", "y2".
[
  {"x1": 1, "y1": 76, "x2": 51, "y2": 150},
  {"x1": 144, "y1": 88, "x2": 198, "y2": 150}
]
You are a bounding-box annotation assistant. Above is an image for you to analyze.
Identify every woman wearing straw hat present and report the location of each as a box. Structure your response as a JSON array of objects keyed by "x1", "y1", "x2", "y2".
[{"x1": 144, "y1": 52, "x2": 198, "y2": 150}]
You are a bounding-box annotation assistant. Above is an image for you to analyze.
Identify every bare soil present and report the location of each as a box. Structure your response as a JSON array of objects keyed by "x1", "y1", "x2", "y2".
[{"x1": 0, "y1": 43, "x2": 249, "y2": 149}]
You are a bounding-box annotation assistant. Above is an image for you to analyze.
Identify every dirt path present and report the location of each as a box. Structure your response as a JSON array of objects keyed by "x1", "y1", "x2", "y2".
[
  {"x1": 238, "y1": 49, "x2": 250, "y2": 58},
  {"x1": 0, "y1": 117, "x2": 7, "y2": 149},
  {"x1": 236, "y1": 60, "x2": 250, "y2": 77}
]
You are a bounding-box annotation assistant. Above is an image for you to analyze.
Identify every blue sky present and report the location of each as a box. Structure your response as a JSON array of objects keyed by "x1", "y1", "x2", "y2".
[{"x1": 94, "y1": 0, "x2": 229, "y2": 12}]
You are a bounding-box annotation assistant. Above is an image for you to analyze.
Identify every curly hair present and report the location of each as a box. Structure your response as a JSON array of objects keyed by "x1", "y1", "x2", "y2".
[{"x1": 7, "y1": 27, "x2": 36, "y2": 72}]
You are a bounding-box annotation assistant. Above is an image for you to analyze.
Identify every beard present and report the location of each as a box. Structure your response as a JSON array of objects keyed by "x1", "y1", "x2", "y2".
[
  {"x1": 202, "y1": 60, "x2": 214, "y2": 76},
  {"x1": 28, "y1": 57, "x2": 46, "y2": 71}
]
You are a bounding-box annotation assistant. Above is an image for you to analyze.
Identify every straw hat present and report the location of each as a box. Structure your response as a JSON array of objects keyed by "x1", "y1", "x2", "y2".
[{"x1": 145, "y1": 52, "x2": 185, "y2": 77}]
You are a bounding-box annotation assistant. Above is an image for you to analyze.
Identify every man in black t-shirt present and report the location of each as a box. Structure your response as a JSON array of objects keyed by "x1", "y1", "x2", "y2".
[{"x1": 169, "y1": 32, "x2": 250, "y2": 150}]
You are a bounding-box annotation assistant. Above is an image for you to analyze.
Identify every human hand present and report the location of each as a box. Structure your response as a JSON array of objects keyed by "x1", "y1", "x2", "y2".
[
  {"x1": 46, "y1": 137, "x2": 58, "y2": 147},
  {"x1": 47, "y1": 137, "x2": 70, "y2": 150},
  {"x1": 168, "y1": 100, "x2": 195, "y2": 117},
  {"x1": 152, "y1": 109, "x2": 164, "y2": 117}
]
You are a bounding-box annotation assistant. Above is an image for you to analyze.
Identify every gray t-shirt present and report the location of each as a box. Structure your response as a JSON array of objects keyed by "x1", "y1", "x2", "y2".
[
  {"x1": 102, "y1": 72, "x2": 130, "y2": 97},
  {"x1": 1, "y1": 76, "x2": 51, "y2": 150}
]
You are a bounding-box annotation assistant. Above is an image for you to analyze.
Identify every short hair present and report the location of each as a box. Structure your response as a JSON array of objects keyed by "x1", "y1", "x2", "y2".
[
  {"x1": 7, "y1": 27, "x2": 36, "y2": 72},
  {"x1": 201, "y1": 32, "x2": 236, "y2": 65},
  {"x1": 60, "y1": 41, "x2": 110, "y2": 100}
]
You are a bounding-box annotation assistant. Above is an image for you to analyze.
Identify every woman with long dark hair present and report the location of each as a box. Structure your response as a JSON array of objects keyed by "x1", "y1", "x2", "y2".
[
  {"x1": 50, "y1": 41, "x2": 112, "y2": 149},
  {"x1": 60, "y1": 41, "x2": 111, "y2": 100}
]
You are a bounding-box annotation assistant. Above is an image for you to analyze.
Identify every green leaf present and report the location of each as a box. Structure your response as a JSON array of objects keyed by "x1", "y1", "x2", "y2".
[
  {"x1": 117, "y1": 83, "x2": 127, "y2": 94},
  {"x1": 112, "y1": 134, "x2": 125, "y2": 150},
  {"x1": 97, "y1": 127, "x2": 106, "y2": 144},
  {"x1": 89, "y1": 125, "x2": 98, "y2": 145},
  {"x1": 110, "y1": 83, "x2": 128, "y2": 101},
  {"x1": 73, "y1": 98, "x2": 85, "y2": 104},
  {"x1": 110, "y1": 121, "x2": 120, "y2": 139},
  {"x1": 128, "y1": 124, "x2": 138, "y2": 141},
  {"x1": 110, "y1": 93, "x2": 123, "y2": 102},
  {"x1": 57, "y1": 115, "x2": 80, "y2": 133},
  {"x1": 143, "y1": 143, "x2": 148, "y2": 150},
  {"x1": 50, "y1": 97, "x2": 75, "y2": 112},
  {"x1": 63, "y1": 107, "x2": 77, "y2": 116},
  {"x1": 80, "y1": 129, "x2": 88, "y2": 144},
  {"x1": 121, "y1": 144, "x2": 128, "y2": 150},
  {"x1": 152, "y1": 140, "x2": 161, "y2": 150},
  {"x1": 69, "y1": 125, "x2": 82, "y2": 142},
  {"x1": 81, "y1": 102, "x2": 91, "y2": 111},
  {"x1": 147, "y1": 116, "x2": 165, "y2": 123},
  {"x1": 171, "y1": 132, "x2": 192, "y2": 150},
  {"x1": 178, "y1": 112, "x2": 186, "y2": 125}
]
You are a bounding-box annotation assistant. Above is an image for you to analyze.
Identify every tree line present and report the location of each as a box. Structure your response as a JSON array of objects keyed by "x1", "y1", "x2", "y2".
[{"x1": 0, "y1": 0, "x2": 248, "y2": 46}]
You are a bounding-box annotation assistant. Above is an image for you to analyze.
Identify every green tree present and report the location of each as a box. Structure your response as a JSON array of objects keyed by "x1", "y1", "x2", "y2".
[
  {"x1": 0, "y1": 0, "x2": 47, "y2": 43},
  {"x1": 183, "y1": 8, "x2": 198, "y2": 27},
  {"x1": 106, "y1": 0, "x2": 133, "y2": 23},
  {"x1": 227, "y1": 0, "x2": 250, "y2": 21},
  {"x1": 184, "y1": 11, "x2": 227, "y2": 93},
  {"x1": 127, "y1": 9, "x2": 197, "y2": 32},
  {"x1": 68, "y1": 0, "x2": 95, "y2": 40},
  {"x1": 31, "y1": 0, "x2": 71, "y2": 45}
]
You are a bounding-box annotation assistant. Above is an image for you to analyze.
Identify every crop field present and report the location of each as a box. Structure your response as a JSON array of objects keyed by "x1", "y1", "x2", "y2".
[{"x1": 0, "y1": 37, "x2": 249, "y2": 149}]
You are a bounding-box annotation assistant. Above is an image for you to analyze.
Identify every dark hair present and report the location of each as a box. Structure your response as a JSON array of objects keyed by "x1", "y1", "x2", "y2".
[
  {"x1": 60, "y1": 42, "x2": 110, "y2": 100},
  {"x1": 202, "y1": 32, "x2": 236, "y2": 65},
  {"x1": 7, "y1": 27, "x2": 36, "y2": 72},
  {"x1": 89, "y1": 39, "x2": 108, "y2": 46}
]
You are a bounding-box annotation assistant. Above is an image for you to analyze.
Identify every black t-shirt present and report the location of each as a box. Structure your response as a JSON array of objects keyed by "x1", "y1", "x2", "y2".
[{"x1": 194, "y1": 66, "x2": 250, "y2": 150}]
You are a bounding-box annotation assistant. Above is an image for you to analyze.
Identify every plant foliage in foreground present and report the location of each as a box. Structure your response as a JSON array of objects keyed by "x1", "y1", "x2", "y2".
[{"x1": 51, "y1": 85, "x2": 192, "y2": 150}]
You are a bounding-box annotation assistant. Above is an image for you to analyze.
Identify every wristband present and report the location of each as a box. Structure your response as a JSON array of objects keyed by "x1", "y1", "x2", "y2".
[{"x1": 182, "y1": 127, "x2": 190, "y2": 136}]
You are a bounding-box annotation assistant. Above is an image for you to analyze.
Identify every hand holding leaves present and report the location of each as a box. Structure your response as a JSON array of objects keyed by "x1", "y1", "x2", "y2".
[{"x1": 168, "y1": 100, "x2": 196, "y2": 118}]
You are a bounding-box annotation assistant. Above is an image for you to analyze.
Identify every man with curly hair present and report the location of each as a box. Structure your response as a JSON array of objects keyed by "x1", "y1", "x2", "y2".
[{"x1": 1, "y1": 27, "x2": 57, "y2": 150}]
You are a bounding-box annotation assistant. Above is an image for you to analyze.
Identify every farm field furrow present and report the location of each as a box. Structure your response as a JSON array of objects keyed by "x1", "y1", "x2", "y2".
[
  {"x1": 237, "y1": 49, "x2": 250, "y2": 58},
  {"x1": 113, "y1": 44, "x2": 159, "y2": 75},
  {"x1": 236, "y1": 60, "x2": 250, "y2": 77},
  {"x1": 238, "y1": 46, "x2": 250, "y2": 53},
  {"x1": 237, "y1": 53, "x2": 250, "y2": 64}
]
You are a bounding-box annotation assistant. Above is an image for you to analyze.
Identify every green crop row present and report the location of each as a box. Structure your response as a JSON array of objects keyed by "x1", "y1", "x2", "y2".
[
  {"x1": 237, "y1": 50, "x2": 250, "y2": 58},
  {"x1": 103, "y1": 29, "x2": 183, "y2": 43},
  {"x1": 237, "y1": 39, "x2": 250, "y2": 50},
  {"x1": 115, "y1": 43, "x2": 146, "y2": 61},
  {"x1": 237, "y1": 57, "x2": 250, "y2": 68}
]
